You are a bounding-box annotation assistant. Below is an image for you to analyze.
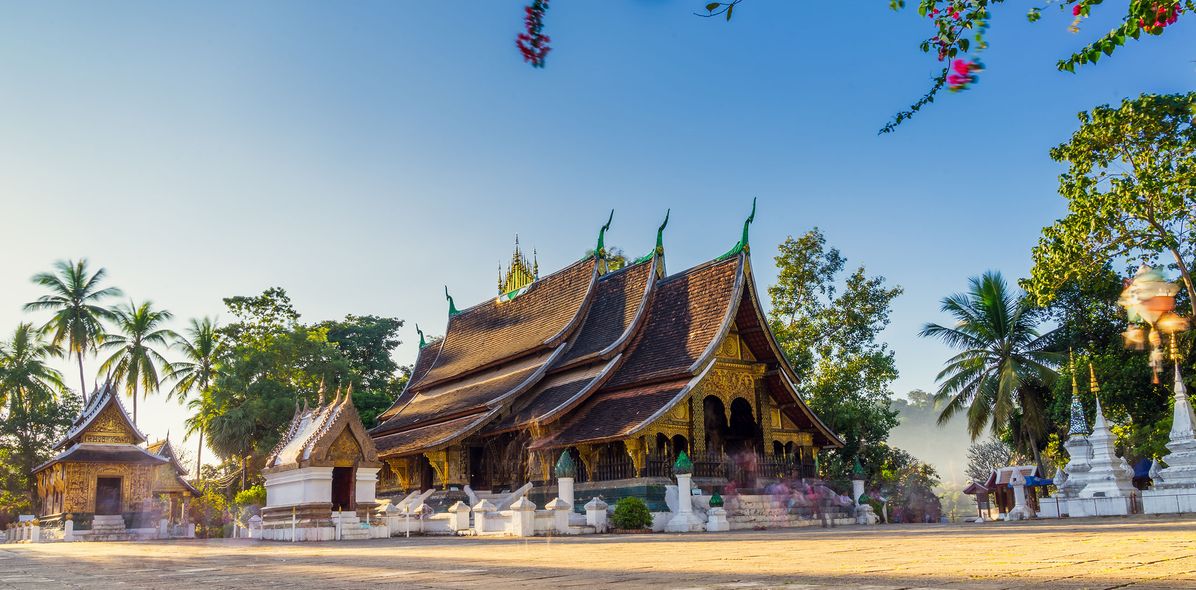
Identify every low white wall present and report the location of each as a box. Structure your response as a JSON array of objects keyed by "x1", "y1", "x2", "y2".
[{"x1": 265, "y1": 467, "x2": 334, "y2": 508}]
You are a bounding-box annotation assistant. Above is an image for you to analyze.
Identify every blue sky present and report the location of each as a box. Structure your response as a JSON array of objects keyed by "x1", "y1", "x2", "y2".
[{"x1": 1, "y1": 1, "x2": 1191, "y2": 466}]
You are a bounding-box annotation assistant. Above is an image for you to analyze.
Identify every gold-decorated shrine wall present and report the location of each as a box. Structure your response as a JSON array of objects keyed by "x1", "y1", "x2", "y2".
[{"x1": 37, "y1": 462, "x2": 156, "y2": 516}]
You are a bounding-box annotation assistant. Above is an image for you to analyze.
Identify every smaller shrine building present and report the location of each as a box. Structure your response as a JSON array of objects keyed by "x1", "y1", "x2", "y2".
[{"x1": 33, "y1": 382, "x2": 196, "y2": 530}]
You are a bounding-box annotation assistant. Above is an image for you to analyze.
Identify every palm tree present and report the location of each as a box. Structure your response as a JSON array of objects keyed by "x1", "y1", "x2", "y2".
[
  {"x1": 24, "y1": 259, "x2": 122, "y2": 404},
  {"x1": 919, "y1": 271, "x2": 1061, "y2": 469},
  {"x1": 184, "y1": 392, "x2": 220, "y2": 479},
  {"x1": 98, "y1": 300, "x2": 177, "y2": 425},
  {"x1": 170, "y1": 317, "x2": 222, "y2": 474},
  {"x1": 0, "y1": 323, "x2": 67, "y2": 414}
]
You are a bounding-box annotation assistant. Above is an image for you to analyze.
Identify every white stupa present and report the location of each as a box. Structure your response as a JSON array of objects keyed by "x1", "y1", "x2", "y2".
[
  {"x1": 1057, "y1": 364, "x2": 1093, "y2": 504},
  {"x1": 1070, "y1": 366, "x2": 1136, "y2": 516},
  {"x1": 1143, "y1": 360, "x2": 1196, "y2": 513}
]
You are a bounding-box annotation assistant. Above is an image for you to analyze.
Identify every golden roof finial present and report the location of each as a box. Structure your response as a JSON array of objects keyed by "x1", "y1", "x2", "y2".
[{"x1": 1088, "y1": 362, "x2": 1101, "y2": 396}]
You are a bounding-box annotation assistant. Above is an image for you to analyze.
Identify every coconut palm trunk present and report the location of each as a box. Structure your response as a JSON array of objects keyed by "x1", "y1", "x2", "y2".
[
  {"x1": 77, "y1": 352, "x2": 87, "y2": 404},
  {"x1": 196, "y1": 428, "x2": 204, "y2": 477}
]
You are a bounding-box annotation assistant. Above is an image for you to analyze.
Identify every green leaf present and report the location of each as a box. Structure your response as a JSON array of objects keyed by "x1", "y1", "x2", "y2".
[
  {"x1": 725, "y1": 3, "x2": 733, "y2": 20},
  {"x1": 706, "y1": 2, "x2": 720, "y2": 11},
  {"x1": 959, "y1": 38, "x2": 969, "y2": 52}
]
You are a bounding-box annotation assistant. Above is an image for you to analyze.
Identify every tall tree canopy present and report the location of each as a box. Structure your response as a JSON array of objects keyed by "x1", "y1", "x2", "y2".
[
  {"x1": 24, "y1": 259, "x2": 122, "y2": 403},
  {"x1": 767, "y1": 228, "x2": 904, "y2": 476},
  {"x1": 1025, "y1": 93, "x2": 1196, "y2": 314},
  {"x1": 98, "y1": 300, "x2": 177, "y2": 425}
]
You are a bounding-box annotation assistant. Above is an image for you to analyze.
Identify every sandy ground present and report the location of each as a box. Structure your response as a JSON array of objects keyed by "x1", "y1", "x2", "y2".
[{"x1": 2, "y1": 516, "x2": 1195, "y2": 589}]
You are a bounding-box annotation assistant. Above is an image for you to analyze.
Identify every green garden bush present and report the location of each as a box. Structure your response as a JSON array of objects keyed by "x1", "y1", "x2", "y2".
[{"x1": 610, "y1": 496, "x2": 653, "y2": 530}]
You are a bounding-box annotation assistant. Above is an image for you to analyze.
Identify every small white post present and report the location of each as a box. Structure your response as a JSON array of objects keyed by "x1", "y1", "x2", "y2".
[
  {"x1": 335, "y1": 510, "x2": 343, "y2": 541},
  {"x1": 64, "y1": 516, "x2": 75, "y2": 542},
  {"x1": 448, "y1": 501, "x2": 471, "y2": 532},
  {"x1": 159, "y1": 518, "x2": 169, "y2": 539},
  {"x1": 473, "y1": 499, "x2": 497, "y2": 534},
  {"x1": 291, "y1": 506, "x2": 297, "y2": 542},
  {"x1": 545, "y1": 498, "x2": 572, "y2": 534},
  {"x1": 585, "y1": 497, "x2": 608, "y2": 533},
  {"x1": 29, "y1": 522, "x2": 41, "y2": 543},
  {"x1": 510, "y1": 497, "x2": 537, "y2": 537}
]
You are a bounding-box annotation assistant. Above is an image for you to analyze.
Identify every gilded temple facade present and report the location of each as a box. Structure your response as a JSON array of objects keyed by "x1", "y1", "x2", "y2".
[
  {"x1": 34, "y1": 383, "x2": 195, "y2": 528},
  {"x1": 370, "y1": 205, "x2": 842, "y2": 500}
]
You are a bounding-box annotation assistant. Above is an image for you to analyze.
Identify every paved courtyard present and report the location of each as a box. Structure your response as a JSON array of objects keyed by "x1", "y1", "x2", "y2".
[{"x1": 2, "y1": 517, "x2": 1195, "y2": 589}]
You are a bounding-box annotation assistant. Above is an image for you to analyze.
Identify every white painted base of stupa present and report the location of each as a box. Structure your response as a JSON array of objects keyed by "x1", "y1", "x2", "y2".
[
  {"x1": 1142, "y1": 488, "x2": 1196, "y2": 514},
  {"x1": 1066, "y1": 495, "x2": 1134, "y2": 517}
]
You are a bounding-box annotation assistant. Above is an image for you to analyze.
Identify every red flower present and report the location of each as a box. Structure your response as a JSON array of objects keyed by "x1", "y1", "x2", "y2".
[{"x1": 1073, "y1": 3, "x2": 1083, "y2": 16}]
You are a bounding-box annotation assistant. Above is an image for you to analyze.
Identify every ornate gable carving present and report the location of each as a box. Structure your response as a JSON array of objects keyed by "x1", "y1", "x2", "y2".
[
  {"x1": 81, "y1": 405, "x2": 136, "y2": 444},
  {"x1": 327, "y1": 428, "x2": 363, "y2": 466}
]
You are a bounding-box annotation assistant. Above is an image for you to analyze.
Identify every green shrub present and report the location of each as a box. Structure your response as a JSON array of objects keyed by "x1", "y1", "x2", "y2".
[
  {"x1": 234, "y1": 484, "x2": 266, "y2": 508},
  {"x1": 610, "y1": 497, "x2": 652, "y2": 530}
]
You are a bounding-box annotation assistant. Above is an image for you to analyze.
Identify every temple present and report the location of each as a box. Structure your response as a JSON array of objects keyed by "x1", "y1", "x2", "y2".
[
  {"x1": 370, "y1": 204, "x2": 842, "y2": 505},
  {"x1": 32, "y1": 382, "x2": 196, "y2": 540},
  {"x1": 260, "y1": 386, "x2": 384, "y2": 541}
]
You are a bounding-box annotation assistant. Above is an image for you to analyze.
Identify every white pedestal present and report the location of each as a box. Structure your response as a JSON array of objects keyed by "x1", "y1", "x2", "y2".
[
  {"x1": 666, "y1": 473, "x2": 703, "y2": 532},
  {"x1": 705, "y1": 506, "x2": 729, "y2": 532},
  {"x1": 1067, "y1": 495, "x2": 1134, "y2": 517},
  {"x1": 1142, "y1": 489, "x2": 1196, "y2": 514}
]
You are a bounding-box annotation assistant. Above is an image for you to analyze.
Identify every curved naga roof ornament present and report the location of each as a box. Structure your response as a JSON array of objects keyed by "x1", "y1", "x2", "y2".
[
  {"x1": 633, "y1": 209, "x2": 670, "y2": 267},
  {"x1": 445, "y1": 285, "x2": 460, "y2": 316},
  {"x1": 719, "y1": 197, "x2": 756, "y2": 260}
]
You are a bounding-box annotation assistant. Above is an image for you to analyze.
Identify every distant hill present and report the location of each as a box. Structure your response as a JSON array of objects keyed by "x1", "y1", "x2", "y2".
[{"x1": 887, "y1": 390, "x2": 973, "y2": 486}]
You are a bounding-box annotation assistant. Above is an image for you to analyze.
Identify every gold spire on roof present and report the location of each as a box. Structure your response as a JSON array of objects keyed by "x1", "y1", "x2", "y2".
[{"x1": 500, "y1": 234, "x2": 538, "y2": 295}]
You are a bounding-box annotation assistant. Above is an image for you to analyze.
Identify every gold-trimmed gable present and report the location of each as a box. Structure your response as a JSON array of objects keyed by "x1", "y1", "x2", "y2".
[{"x1": 80, "y1": 405, "x2": 138, "y2": 445}]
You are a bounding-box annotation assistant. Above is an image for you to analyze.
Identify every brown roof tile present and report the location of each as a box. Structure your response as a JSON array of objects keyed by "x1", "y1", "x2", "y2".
[
  {"x1": 529, "y1": 379, "x2": 691, "y2": 449},
  {"x1": 560, "y1": 261, "x2": 652, "y2": 363},
  {"x1": 372, "y1": 354, "x2": 548, "y2": 436},
  {"x1": 377, "y1": 338, "x2": 443, "y2": 423},
  {"x1": 482, "y1": 361, "x2": 608, "y2": 433},
  {"x1": 374, "y1": 411, "x2": 496, "y2": 456},
  {"x1": 605, "y1": 256, "x2": 741, "y2": 388},
  {"x1": 414, "y1": 258, "x2": 596, "y2": 389}
]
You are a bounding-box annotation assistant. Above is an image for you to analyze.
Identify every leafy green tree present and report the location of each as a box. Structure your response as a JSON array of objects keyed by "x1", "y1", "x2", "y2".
[
  {"x1": 24, "y1": 259, "x2": 122, "y2": 403},
  {"x1": 98, "y1": 300, "x2": 177, "y2": 425},
  {"x1": 0, "y1": 386, "x2": 78, "y2": 513},
  {"x1": 169, "y1": 317, "x2": 223, "y2": 473},
  {"x1": 318, "y1": 314, "x2": 407, "y2": 428},
  {"x1": 0, "y1": 323, "x2": 73, "y2": 515},
  {"x1": 920, "y1": 272, "x2": 1061, "y2": 469},
  {"x1": 1025, "y1": 93, "x2": 1196, "y2": 313},
  {"x1": 767, "y1": 229, "x2": 903, "y2": 474},
  {"x1": 206, "y1": 289, "x2": 351, "y2": 489},
  {"x1": 1043, "y1": 267, "x2": 1176, "y2": 463},
  {"x1": 0, "y1": 323, "x2": 66, "y2": 412},
  {"x1": 964, "y1": 438, "x2": 1025, "y2": 483}
]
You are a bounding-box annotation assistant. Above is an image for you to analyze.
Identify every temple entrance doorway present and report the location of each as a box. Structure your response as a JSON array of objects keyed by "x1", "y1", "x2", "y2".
[
  {"x1": 703, "y1": 396, "x2": 728, "y2": 453},
  {"x1": 330, "y1": 467, "x2": 355, "y2": 511},
  {"x1": 469, "y1": 446, "x2": 489, "y2": 490},
  {"x1": 726, "y1": 397, "x2": 759, "y2": 455},
  {"x1": 95, "y1": 477, "x2": 122, "y2": 515}
]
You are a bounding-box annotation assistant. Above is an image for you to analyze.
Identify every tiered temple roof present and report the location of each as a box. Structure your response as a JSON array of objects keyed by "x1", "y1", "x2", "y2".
[
  {"x1": 371, "y1": 206, "x2": 842, "y2": 458},
  {"x1": 266, "y1": 386, "x2": 381, "y2": 472},
  {"x1": 35, "y1": 382, "x2": 168, "y2": 472}
]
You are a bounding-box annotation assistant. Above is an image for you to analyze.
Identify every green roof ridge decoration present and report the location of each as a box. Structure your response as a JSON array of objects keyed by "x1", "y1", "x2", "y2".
[
  {"x1": 718, "y1": 198, "x2": 756, "y2": 260},
  {"x1": 554, "y1": 450, "x2": 577, "y2": 479},
  {"x1": 673, "y1": 450, "x2": 693, "y2": 475},
  {"x1": 709, "y1": 491, "x2": 724, "y2": 507},
  {"x1": 852, "y1": 456, "x2": 865, "y2": 478},
  {"x1": 596, "y1": 209, "x2": 614, "y2": 258},
  {"x1": 633, "y1": 209, "x2": 670, "y2": 265},
  {"x1": 445, "y1": 286, "x2": 460, "y2": 316},
  {"x1": 416, "y1": 324, "x2": 427, "y2": 350}
]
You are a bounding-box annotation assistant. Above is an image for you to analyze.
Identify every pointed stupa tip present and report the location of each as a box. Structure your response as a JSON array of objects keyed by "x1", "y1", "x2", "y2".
[
  {"x1": 317, "y1": 379, "x2": 326, "y2": 406},
  {"x1": 330, "y1": 385, "x2": 342, "y2": 408},
  {"x1": 342, "y1": 383, "x2": 354, "y2": 405},
  {"x1": 1093, "y1": 389, "x2": 1109, "y2": 431}
]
